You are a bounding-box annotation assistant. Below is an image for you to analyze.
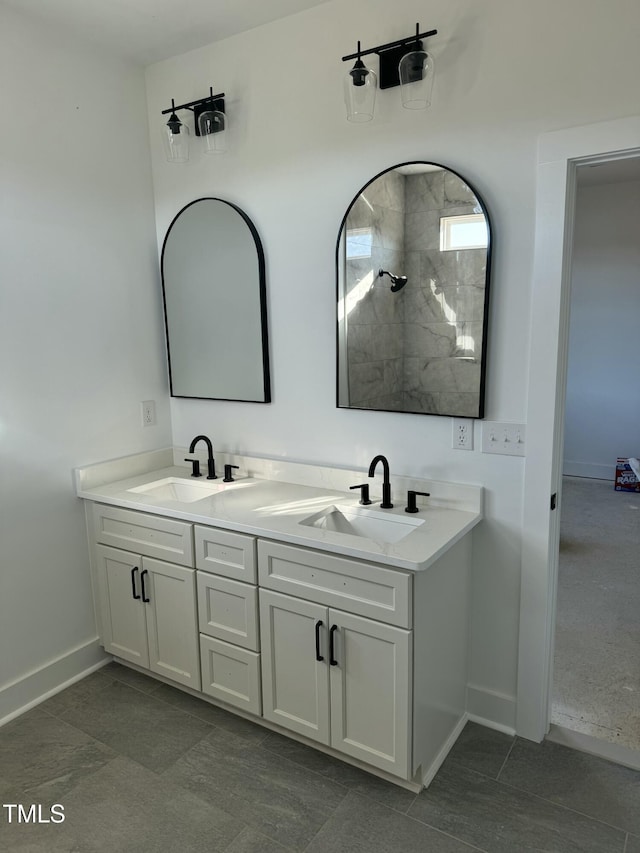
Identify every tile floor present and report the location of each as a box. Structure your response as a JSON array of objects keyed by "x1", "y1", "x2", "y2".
[{"x1": 1, "y1": 662, "x2": 639, "y2": 852}]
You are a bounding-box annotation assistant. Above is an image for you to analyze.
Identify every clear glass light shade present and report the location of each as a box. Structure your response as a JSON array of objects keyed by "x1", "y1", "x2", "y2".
[
  {"x1": 344, "y1": 63, "x2": 377, "y2": 122},
  {"x1": 162, "y1": 116, "x2": 190, "y2": 163},
  {"x1": 198, "y1": 109, "x2": 227, "y2": 154},
  {"x1": 399, "y1": 50, "x2": 434, "y2": 110}
]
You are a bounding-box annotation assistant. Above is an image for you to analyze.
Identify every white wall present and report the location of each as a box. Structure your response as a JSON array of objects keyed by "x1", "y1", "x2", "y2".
[
  {"x1": 564, "y1": 179, "x2": 640, "y2": 480},
  {"x1": 0, "y1": 6, "x2": 171, "y2": 715},
  {"x1": 145, "y1": 0, "x2": 640, "y2": 730}
]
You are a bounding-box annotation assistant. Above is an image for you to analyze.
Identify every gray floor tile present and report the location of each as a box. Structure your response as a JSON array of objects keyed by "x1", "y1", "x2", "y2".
[
  {"x1": 305, "y1": 790, "x2": 482, "y2": 853},
  {"x1": 408, "y1": 762, "x2": 626, "y2": 853},
  {"x1": 0, "y1": 711, "x2": 114, "y2": 805},
  {"x1": 101, "y1": 661, "x2": 164, "y2": 693},
  {"x1": 153, "y1": 682, "x2": 268, "y2": 744},
  {"x1": 499, "y1": 737, "x2": 640, "y2": 836},
  {"x1": 58, "y1": 680, "x2": 211, "y2": 772},
  {"x1": 164, "y1": 726, "x2": 347, "y2": 850},
  {"x1": 446, "y1": 721, "x2": 515, "y2": 778},
  {"x1": 38, "y1": 670, "x2": 116, "y2": 716},
  {"x1": 261, "y1": 730, "x2": 417, "y2": 813},
  {"x1": 223, "y1": 826, "x2": 292, "y2": 852},
  {"x1": 626, "y1": 834, "x2": 640, "y2": 853},
  {"x1": 0, "y1": 756, "x2": 244, "y2": 853}
]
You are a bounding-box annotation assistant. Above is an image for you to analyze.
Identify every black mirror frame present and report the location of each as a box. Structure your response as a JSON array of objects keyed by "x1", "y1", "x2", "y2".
[
  {"x1": 161, "y1": 197, "x2": 271, "y2": 403},
  {"x1": 335, "y1": 161, "x2": 492, "y2": 419}
]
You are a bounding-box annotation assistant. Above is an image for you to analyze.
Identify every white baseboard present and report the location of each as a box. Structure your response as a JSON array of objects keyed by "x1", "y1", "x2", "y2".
[
  {"x1": 0, "y1": 638, "x2": 109, "y2": 727},
  {"x1": 466, "y1": 684, "x2": 517, "y2": 734},
  {"x1": 563, "y1": 461, "x2": 614, "y2": 480},
  {"x1": 421, "y1": 713, "x2": 469, "y2": 788}
]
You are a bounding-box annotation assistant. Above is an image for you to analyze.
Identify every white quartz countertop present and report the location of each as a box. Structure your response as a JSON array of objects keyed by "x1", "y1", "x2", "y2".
[{"x1": 75, "y1": 451, "x2": 482, "y2": 572}]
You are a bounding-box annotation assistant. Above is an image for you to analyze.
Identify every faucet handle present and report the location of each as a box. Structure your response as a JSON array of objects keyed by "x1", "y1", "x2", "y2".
[
  {"x1": 405, "y1": 490, "x2": 430, "y2": 513},
  {"x1": 223, "y1": 464, "x2": 239, "y2": 483},
  {"x1": 184, "y1": 457, "x2": 202, "y2": 478},
  {"x1": 350, "y1": 483, "x2": 372, "y2": 505}
]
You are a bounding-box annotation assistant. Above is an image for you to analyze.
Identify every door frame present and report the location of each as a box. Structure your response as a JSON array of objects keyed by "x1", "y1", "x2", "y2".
[{"x1": 517, "y1": 115, "x2": 640, "y2": 741}]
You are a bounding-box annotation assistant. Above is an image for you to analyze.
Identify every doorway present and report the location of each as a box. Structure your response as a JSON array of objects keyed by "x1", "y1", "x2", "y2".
[
  {"x1": 517, "y1": 115, "x2": 640, "y2": 747},
  {"x1": 552, "y1": 159, "x2": 640, "y2": 751},
  {"x1": 551, "y1": 157, "x2": 640, "y2": 751}
]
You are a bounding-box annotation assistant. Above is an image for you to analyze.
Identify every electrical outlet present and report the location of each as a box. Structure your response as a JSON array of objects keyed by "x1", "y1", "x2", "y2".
[
  {"x1": 452, "y1": 418, "x2": 473, "y2": 450},
  {"x1": 141, "y1": 400, "x2": 156, "y2": 427},
  {"x1": 481, "y1": 421, "x2": 526, "y2": 456}
]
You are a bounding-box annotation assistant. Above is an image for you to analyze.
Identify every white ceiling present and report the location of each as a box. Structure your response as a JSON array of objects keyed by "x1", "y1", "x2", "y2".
[
  {"x1": 577, "y1": 156, "x2": 640, "y2": 187},
  {"x1": 0, "y1": 0, "x2": 331, "y2": 65}
]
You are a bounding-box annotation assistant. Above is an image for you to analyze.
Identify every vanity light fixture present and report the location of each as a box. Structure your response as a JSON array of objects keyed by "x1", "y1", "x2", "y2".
[
  {"x1": 341, "y1": 23, "x2": 437, "y2": 121},
  {"x1": 161, "y1": 87, "x2": 226, "y2": 163}
]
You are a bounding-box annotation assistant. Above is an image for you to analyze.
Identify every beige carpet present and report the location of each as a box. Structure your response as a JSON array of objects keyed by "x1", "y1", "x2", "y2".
[{"x1": 552, "y1": 476, "x2": 640, "y2": 751}]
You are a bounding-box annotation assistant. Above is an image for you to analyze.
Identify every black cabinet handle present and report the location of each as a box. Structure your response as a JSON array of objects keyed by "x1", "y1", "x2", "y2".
[
  {"x1": 315, "y1": 620, "x2": 324, "y2": 662},
  {"x1": 329, "y1": 624, "x2": 338, "y2": 666},
  {"x1": 131, "y1": 567, "x2": 141, "y2": 600},
  {"x1": 140, "y1": 569, "x2": 150, "y2": 603}
]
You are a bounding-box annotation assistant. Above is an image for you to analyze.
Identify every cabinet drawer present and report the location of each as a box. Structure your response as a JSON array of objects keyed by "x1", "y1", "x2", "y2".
[
  {"x1": 200, "y1": 635, "x2": 261, "y2": 716},
  {"x1": 258, "y1": 540, "x2": 412, "y2": 628},
  {"x1": 195, "y1": 526, "x2": 257, "y2": 583},
  {"x1": 197, "y1": 572, "x2": 259, "y2": 651},
  {"x1": 92, "y1": 504, "x2": 193, "y2": 567}
]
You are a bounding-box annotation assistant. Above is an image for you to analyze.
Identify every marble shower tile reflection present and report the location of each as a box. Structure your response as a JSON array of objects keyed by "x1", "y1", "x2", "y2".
[
  {"x1": 438, "y1": 392, "x2": 480, "y2": 418},
  {"x1": 361, "y1": 169, "x2": 405, "y2": 212},
  {"x1": 347, "y1": 323, "x2": 403, "y2": 363},
  {"x1": 348, "y1": 358, "x2": 403, "y2": 406},
  {"x1": 404, "y1": 209, "x2": 441, "y2": 252},
  {"x1": 405, "y1": 170, "x2": 445, "y2": 212},
  {"x1": 347, "y1": 280, "x2": 404, "y2": 326},
  {"x1": 444, "y1": 172, "x2": 480, "y2": 207},
  {"x1": 404, "y1": 323, "x2": 457, "y2": 358},
  {"x1": 372, "y1": 206, "x2": 404, "y2": 251}
]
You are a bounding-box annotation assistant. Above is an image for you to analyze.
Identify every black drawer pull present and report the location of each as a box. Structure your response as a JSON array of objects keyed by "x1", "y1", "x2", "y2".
[
  {"x1": 140, "y1": 569, "x2": 150, "y2": 603},
  {"x1": 131, "y1": 567, "x2": 141, "y2": 600},
  {"x1": 315, "y1": 620, "x2": 324, "y2": 662},
  {"x1": 329, "y1": 624, "x2": 338, "y2": 666}
]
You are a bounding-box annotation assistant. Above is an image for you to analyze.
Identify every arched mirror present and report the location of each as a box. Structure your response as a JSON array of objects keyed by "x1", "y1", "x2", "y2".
[
  {"x1": 161, "y1": 198, "x2": 271, "y2": 401},
  {"x1": 336, "y1": 162, "x2": 491, "y2": 418}
]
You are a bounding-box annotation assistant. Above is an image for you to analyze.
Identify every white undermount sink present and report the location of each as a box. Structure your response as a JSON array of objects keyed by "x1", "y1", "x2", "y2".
[
  {"x1": 300, "y1": 504, "x2": 424, "y2": 544},
  {"x1": 127, "y1": 477, "x2": 225, "y2": 503}
]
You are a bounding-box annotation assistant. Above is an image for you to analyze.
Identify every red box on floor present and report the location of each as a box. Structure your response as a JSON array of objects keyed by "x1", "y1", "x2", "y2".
[{"x1": 614, "y1": 458, "x2": 640, "y2": 492}]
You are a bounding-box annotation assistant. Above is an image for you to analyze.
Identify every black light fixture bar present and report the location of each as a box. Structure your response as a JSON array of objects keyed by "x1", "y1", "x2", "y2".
[
  {"x1": 341, "y1": 27, "x2": 437, "y2": 62},
  {"x1": 161, "y1": 90, "x2": 225, "y2": 116},
  {"x1": 342, "y1": 24, "x2": 437, "y2": 90}
]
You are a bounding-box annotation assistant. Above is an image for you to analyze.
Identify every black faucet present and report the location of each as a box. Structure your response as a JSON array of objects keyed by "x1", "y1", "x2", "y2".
[
  {"x1": 368, "y1": 455, "x2": 393, "y2": 508},
  {"x1": 187, "y1": 434, "x2": 217, "y2": 479}
]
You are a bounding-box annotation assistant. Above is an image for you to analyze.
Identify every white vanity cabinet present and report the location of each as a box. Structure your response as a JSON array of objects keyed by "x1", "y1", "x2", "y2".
[
  {"x1": 84, "y1": 486, "x2": 473, "y2": 790},
  {"x1": 91, "y1": 504, "x2": 200, "y2": 690}
]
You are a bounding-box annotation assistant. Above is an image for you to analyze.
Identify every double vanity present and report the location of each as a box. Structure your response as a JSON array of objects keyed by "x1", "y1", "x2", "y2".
[{"x1": 75, "y1": 445, "x2": 482, "y2": 790}]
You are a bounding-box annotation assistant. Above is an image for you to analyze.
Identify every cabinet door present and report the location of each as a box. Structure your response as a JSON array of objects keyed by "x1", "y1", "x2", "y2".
[
  {"x1": 95, "y1": 545, "x2": 149, "y2": 668},
  {"x1": 329, "y1": 609, "x2": 411, "y2": 779},
  {"x1": 142, "y1": 557, "x2": 200, "y2": 690},
  {"x1": 259, "y1": 589, "x2": 330, "y2": 744}
]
